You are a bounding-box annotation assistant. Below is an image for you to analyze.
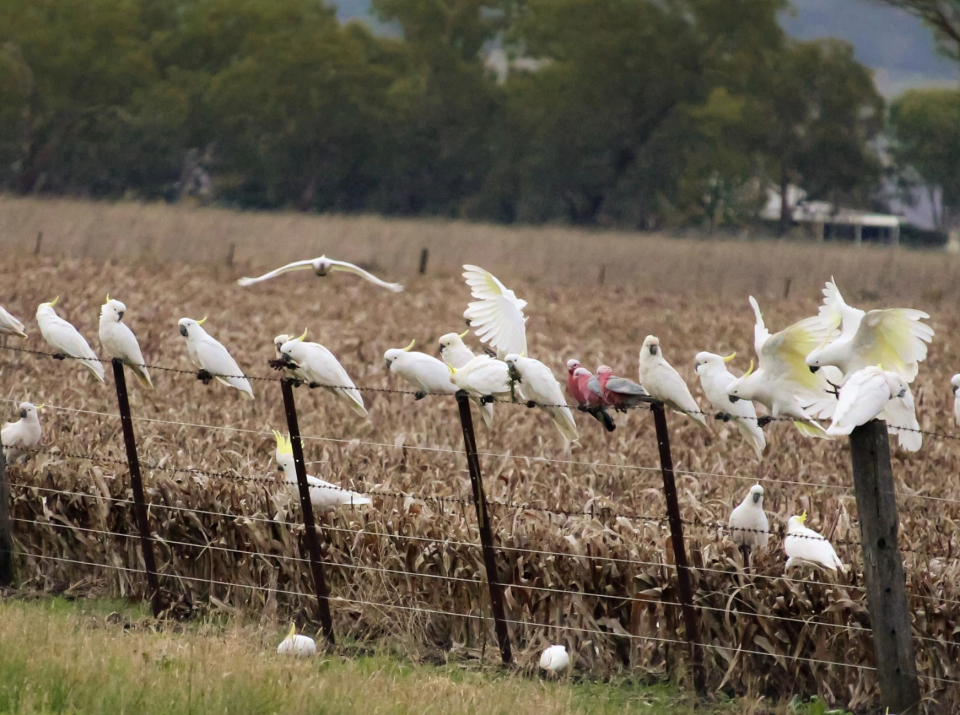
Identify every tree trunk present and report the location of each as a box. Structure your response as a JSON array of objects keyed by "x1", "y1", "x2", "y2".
[{"x1": 778, "y1": 166, "x2": 791, "y2": 238}]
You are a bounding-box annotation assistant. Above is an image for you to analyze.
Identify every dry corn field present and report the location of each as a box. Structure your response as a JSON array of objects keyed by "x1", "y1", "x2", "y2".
[{"x1": 2, "y1": 196, "x2": 960, "y2": 712}]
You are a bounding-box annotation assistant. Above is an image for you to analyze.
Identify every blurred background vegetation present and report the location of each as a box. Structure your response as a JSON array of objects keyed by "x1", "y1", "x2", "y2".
[{"x1": 0, "y1": 0, "x2": 958, "y2": 238}]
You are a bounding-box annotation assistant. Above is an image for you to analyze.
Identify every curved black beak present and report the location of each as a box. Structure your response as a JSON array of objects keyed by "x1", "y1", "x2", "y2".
[
  {"x1": 752, "y1": 493, "x2": 761, "y2": 504},
  {"x1": 179, "y1": 325, "x2": 188, "y2": 337},
  {"x1": 953, "y1": 385, "x2": 958, "y2": 395},
  {"x1": 117, "y1": 311, "x2": 124, "y2": 320},
  {"x1": 729, "y1": 395, "x2": 741, "y2": 403},
  {"x1": 19, "y1": 409, "x2": 26, "y2": 419},
  {"x1": 282, "y1": 353, "x2": 294, "y2": 365},
  {"x1": 809, "y1": 365, "x2": 820, "y2": 374},
  {"x1": 385, "y1": 359, "x2": 392, "y2": 370},
  {"x1": 277, "y1": 465, "x2": 283, "y2": 473},
  {"x1": 649, "y1": 345, "x2": 657, "y2": 356},
  {"x1": 898, "y1": 389, "x2": 907, "y2": 398}
]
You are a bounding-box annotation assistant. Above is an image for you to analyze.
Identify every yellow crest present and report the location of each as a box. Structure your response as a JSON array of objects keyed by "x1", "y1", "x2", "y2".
[
  {"x1": 457, "y1": 329, "x2": 469, "y2": 338},
  {"x1": 401, "y1": 339, "x2": 415, "y2": 352},
  {"x1": 286, "y1": 623, "x2": 296, "y2": 638},
  {"x1": 272, "y1": 429, "x2": 293, "y2": 456},
  {"x1": 105, "y1": 294, "x2": 111, "y2": 303},
  {"x1": 197, "y1": 316, "x2": 208, "y2": 326},
  {"x1": 296, "y1": 328, "x2": 308, "y2": 342},
  {"x1": 722, "y1": 352, "x2": 736, "y2": 363},
  {"x1": 48, "y1": 296, "x2": 59, "y2": 307},
  {"x1": 743, "y1": 359, "x2": 755, "y2": 378},
  {"x1": 797, "y1": 511, "x2": 808, "y2": 524}
]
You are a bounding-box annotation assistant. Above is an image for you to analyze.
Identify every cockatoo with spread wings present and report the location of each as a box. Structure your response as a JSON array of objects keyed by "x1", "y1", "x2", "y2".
[
  {"x1": 36, "y1": 298, "x2": 105, "y2": 383},
  {"x1": 178, "y1": 317, "x2": 254, "y2": 399},
  {"x1": 826, "y1": 366, "x2": 919, "y2": 452},
  {"x1": 462, "y1": 265, "x2": 527, "y2": 358},
  {"x1": 727, "y1": 297, "x2": 838, "y2": 438},
  {"x1": 0, "y1": 305, "x2": 26, "y2": 339},
  {"x1": 238, "y1": 256, "x2": 403, "y2": 292}
]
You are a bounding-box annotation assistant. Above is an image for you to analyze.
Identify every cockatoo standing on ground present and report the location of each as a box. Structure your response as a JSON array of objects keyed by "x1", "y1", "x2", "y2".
[
  {"x1": 1, "y1": 402, "x2": 43, "y2": 463},
  {"x1": 728, "y1": 485, "x2": 769, "y2": 550},
  {"x1": 99, "y1": 297, "x2": 152, "y2": 388},
  {"x1": 239, "y1": 256, "x2": 403, "y2": 292},
  {"x1": 639, "y1": 336, "x2": 706, "y2": 425},
  {"x1": 178, "y1": 318, "x2": 253, "y2": 399},
  {"x1": 385, "y1": 340, "x2": 458, "y2": 399},
  {"x1": 504, "y1": 354, "x2": 578, "y2": 442},
  {"x1": 0, "y1": 305, "x2": 26, "y2": 339},
  {"x1": 274, "y1": 431, "x2": 371, "y2": 510},
  {"x1": 593, "y1": 365, "x2": 648, "y2": 412},
  {"x1": 276, "y1": 623, "x2": 317, "y2": 656},
  {"x1": 826, "y1": 366, "x2": 909, "y2": 437},
  {"x1": 539, "y1": 645, "x2": 570, "y2": 676},
  {"x1": 36, "y1": 298, "x2": 104, "y2": 383},
  {"x1": 278, "y1": 331, "x2": 366, "y2": 416},
  {"x1": 784, "y1": 512, "x2": 844, "y2": 572},
  {"x1": 952, "y1": 375, "x2": 960, "y2": 427},
  {"x1": 695, "y1": 351, "x2": 765, "y2": 459},
  {"x1": 461, "y1": 265, "x2": 527, "y2": 358},
  {"x1": 439, "y1": 330, "x2": 494, "y2": 427},
  {"x1": 449, "y1": 355, "x2": 512, "y2": 403}
]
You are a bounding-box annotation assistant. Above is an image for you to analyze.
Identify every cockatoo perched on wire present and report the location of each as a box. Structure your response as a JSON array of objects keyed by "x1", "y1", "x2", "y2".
[
  {"x1": 238, "y1": 256, "x2": 403, "y2": 292},
  {"x1": 99, "y1": 296, "x2": 153, "y2": 388},
  {"x1": 568, "y1": 363, "x2": 616, "y2": 432},
  {"x1": 504, "y1": 354, "x2": 578, "y2": 442},
  {"x1": 278, "y1": 331, "x2": 366, "y2": 416},
  {"x1": 695, "y1": 352, "x2": 765, "y2": 459},
  {"x1": 0, "y1": 305, "x2": 26, "y2": 339},
  {"x1": 1, "y1": 402, "x2": 43, "y2": 463},
  {"x1": 727, "y1": 297, "x2": 838, "y2": 438},
  {"x1": 592, "y1": 365, "x2": 648, "y2": 413},
  {"x1": 439, "y1": 330, "x2": 494, "y2": 427},
  {"x1": 952, "y1": 375, "x2": 960, "y2": 427},
  {"x1": 539, "y1": 645, "x2": 570, "y2": 677},
  {"x1": 276, "y1": 623, "x2": 317, "y2": 657},
  {"x1": 728, "y1": 485, "x2": 769, "y2": 551},
  {"x1": 178, "y1": 317, "x2": 254, "y2": 399},
  {"x1": 36, "y1": 298, "x2": 104, "y2": 383},
  {"x1": 449, "y1": 355, "x2": 512, "y2": 403},
  {"x1": 273, "y1": 334, "x2": 308, "y2": 383},
  {"x1": 784, "y1": 512, "x2": 844, "y2": 573},
  {"x1": 385, "y1": 339, "x2": 458, "y2": 399},
  {"x1": 639, "y1": 336, "x2": 706, "y2": 425},
  {"x1": 462, "y1": 265, "x2": 527, "y2": 359},
  {"x1": 826, "y1": 366, "x2": 909, "y2": 437},
  {"x1": 274, "y1": 431, "x2": 371, "y2": 511}
]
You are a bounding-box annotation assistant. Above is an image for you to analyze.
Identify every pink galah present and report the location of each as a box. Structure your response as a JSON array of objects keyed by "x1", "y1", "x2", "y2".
[
  {"x1": 575, "y1": 367, "x2": 616, "y2": 432},
  {"x1": 566, "y1": 359, "x2": 586, "y2": 404},
  {"x1": 597, "y1": 365, "x2": 648, "y2": 412}
]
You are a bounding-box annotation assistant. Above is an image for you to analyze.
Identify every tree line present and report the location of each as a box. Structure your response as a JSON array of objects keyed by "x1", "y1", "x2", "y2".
[{"x1": 0, "y1": 0, "x2": 957, "y2": 234}]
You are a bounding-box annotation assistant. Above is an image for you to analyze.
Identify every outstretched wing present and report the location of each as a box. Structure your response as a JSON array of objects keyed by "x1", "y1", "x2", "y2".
[
  {"x1": 328, "y1": 259, "x2": 404, "y2": 292},
  {"x1": 853, "y1": 309, "x2": 934, "y2": 382},
  {"x1": 817, "y1": 278, "x2": 860, "y2": 339},
  {"x1": 748, "y1": 296, "x2": 770, "y2": 357},
  {"x1": 462, "y1": 265, "x2": 527, "y2": 357},
  {"x1": 761, "y1": 314, "x2": 837, "y2": 400},
  {"x1": 237, "y1": 259, "x2": 315, "y2": 287}
]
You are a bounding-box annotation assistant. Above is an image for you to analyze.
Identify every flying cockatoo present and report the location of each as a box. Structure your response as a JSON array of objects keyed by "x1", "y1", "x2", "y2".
[
  {"x1": 1, "y1": 402, "x2": 43, "y2": 463},
  {"x1": 36, "y1": 298, "x2": 104, "y2": 383},
  {"x1": 178, "y1": 317, "x2": 254, "y2": 399},
  {"x1": 728, "y1": 485, "x2": 769, "y2": 551},
  {"x1": 695, "y1": 351, "x2": 765, "y2": 459},
  {"x1": 385, "y1": 339, "x2": 458, "y2": 399},
  {"x1": 593, "y1": 365, "x2": 649, "y2": 412},
  {"x1": 462, "y1": 265, "x2": 527, "y2": 358},
  {"x1": 727, "y1": 297, "x2": 838, "y2": 438},
  {"x1": 826, "y1": 366, "x2": 908, "y2": 438},
  {"x1": 274, "y1": 431, "x2": 371, "y2": 511},
  {"x1": 638, "y1": 336, "x2": 706, "y2": 425},
  {"x1": 0, "y1": 305, "x2": 26, "y2": 339},
  {"x1": 806, "y1": 278, "x2": 934, "y2": 383},
  {"x1": 99, "y1": 297, "x2": 153, "y2": 388},
  {"x1": 570, "y1": 366, "x2": 616, "y2": 432},
  {"x1": 449, "y1": 355, "x2": 512, "y2": 403},
  {"x1": 276, "y1": 623, "x2": 317, "y2": 657},
  {"x1": 439, "y1": 330, "x2": 494, "y2": 427},
  {"x1": 504, "y1": 354, "x2": 578, "y2": 442},
  {"x1": 278, "y1": 331, "x2": 366, "y2": 416},
  {"x1": 539, "y1": 645, "x2": 570, "y2": 677},
  {"x1": 784, "y1": 512, "x2": 844, "y2": 572},
  {"x1": 238, "y1": 256, "x2": 403, "y2": 292},
  {"x1": 952, "y1": 375, "x2": 960, "y2": 427}
]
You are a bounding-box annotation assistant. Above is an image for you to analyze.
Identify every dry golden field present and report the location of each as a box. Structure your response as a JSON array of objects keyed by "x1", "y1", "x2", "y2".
[{"x1": 1, "y1": 196, "x2": 960, "y2": 711}]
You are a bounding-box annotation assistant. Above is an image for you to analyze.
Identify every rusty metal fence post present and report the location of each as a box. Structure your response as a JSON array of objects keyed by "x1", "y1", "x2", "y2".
[{"x1": 0, "y1": 430, "x2": 12, "y2": 587}]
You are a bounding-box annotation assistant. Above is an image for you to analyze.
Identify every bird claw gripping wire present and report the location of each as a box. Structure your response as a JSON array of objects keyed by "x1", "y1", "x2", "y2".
[
  {"x1": 414, "y1": 390, "x2": 427, "y2": 401},
  {"x1": 52, "y1": 352, "x2": 67, "y2": 361},
  {"x1": 308, "y1": 382, "x2": 322, "y2": 390},
  {"x1": 757, "y1": 415, "x2": 774, "y2": 429},
  {"x1": 268, "y1": 358, "x2": 287, "y2": 371},
  {"x1": 480, "y1": 395, "x2": 494, "y2": 405},
  {"x1": 826, "y1": 379, "x2": 842, "y2": 398},
  {"x1": 525, "y1": 401, "x2": 537, "y2": 409},
  {"x1": 714, "y1": 412, "x2": 732, "y2": 423},
  {"x1": 196, "y1": 369, "x2": 214, "y2": 385}
]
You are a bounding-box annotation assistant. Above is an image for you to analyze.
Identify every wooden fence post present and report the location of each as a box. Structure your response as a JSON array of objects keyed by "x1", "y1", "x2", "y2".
[
  {"x1": 111, "y1": 358, "x2": 162, "y2": 617},
  {"x1": 280, "y1": 377, "x2": 335, "y2": 645},
  {"x1": 34, "y1": 232, "x2": 43, "y2": 256},
  {"x1": 0, "y1": 431, "x2": 13, "y2": 587},
  {"x1": 651, "y1": 401, "x2": 706, "y2": 697},
  {"x1": 849, "y1": 420, "x2": 921, "y2": 714},
  {"x1": 455, "y1": 390, "x2": 512, "y2": 665},
  {"x1": 418, "y1": 247, "x2": 429, "y2": 275}
]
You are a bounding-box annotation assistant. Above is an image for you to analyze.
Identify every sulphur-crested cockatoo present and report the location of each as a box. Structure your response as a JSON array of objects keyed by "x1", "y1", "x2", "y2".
[
  {"x1": 1, "y1": 402, "x2": 43, "y2": 463},
  {"x1": 728, "y1": 485, "x2": 769, "y2": 550},
  {"x1": 638, "y1": 336, "x2": 706, "y2": 425},
  {"x1": 385, "y1": 339, "x2": 458, "y2": 399},
  {"x1": 695, "y1": 351, "x2": 765, "y2": 459},
  {"x1": 784, "y1": 512, "x2": 844, "y2": 572},
  {"x1": 274, "y1": 431, "x2": 371, "y2": 510},
  {"x1": 504, "y1": 354, "x2": 578, "y2": 442},
  {"x1": 450, "y1": 355, "x2": 512, "y2": 402},
  {"x1": 99, "y1": 297, "x2": 152, "y2": 388},
  {"x1": 273, "y1": 334, "x2": 308, "y2": 383},
  {"x1": 727, "y1": 297, "x2": 838, "y2": 438},
  {"x1": 279, "y1": 331, "x2": 366, "y2": 416},
  {"x1": 953, "y1": 375, "x2": 960, "y2": 427},
  {"x1": 238, "y1": 256, "x2": 402, "y2": 292},
  {"x1": 462, "y1": 265, "x2": 527, "y2": 358},
  {"x1": 539, "y1": 645, "x2": 570, "y2": 676},
  {"x1": 826, "y1": 366, "x2": 908, "y2": 437},
  {"x1": 36, "y1": 298, "x2": 104, "y2": 383},
  {"x1": 0, "y1": 305, "x2": 26, "y2": 339},
  {"x1": 439, "y1": 330, "x2": 494, "y2": 427},
  {"x1": 276, "y1": 623, "x2": 317, "y2": 657},
  {"x1": 178, "y1": 317, "x2": 253, "y2": 399},
  {"x1": 806, "y1": 278, "x2": 933, "y2": 383}
]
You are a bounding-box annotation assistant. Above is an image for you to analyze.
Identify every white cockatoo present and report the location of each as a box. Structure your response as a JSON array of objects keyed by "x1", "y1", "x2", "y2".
[
  {"x1": 695, "y1": 351, "x2": 765, "y2": 459},
  {"x1": 278, "y1": 331, "x2": 366, "y2": 416},
  {"x1": 1, "y1": 402, "x2": 43, "y2": 463},
  {"x1": 727, "y1": 297, "x2": 838, "y2": 438},
  {"x1": 385, "y1": 340, "x2": 458, "y2": 399},
  {"x1": 504, "y1": 354, "x2": 578, "y2": 442},
  {"x1": 273, "y1": 334, "x2": 308, "y2": 383},
  {"x1": 36, "y1": 298, "x2": 104, "y2": 383},
  {"x1": 439, "y1": 330, "x2": 494, "y2": 427},
  {"x1": 238, "y1": 256, "x2": 403, "y2": 292},
  {"x1": 784, "y1": 512, "x2": 844, "y2": 572},
  {"x1": 99, "y1": 297, "x2": 152, "y2": 388},
  {"x1": 539, "y1": 645, "x2": 570, "y2": 676},
  {"x1": 274, "y1": 431, "x2": 371, "y2": 511},
  {"x1": 178, "y1": 317, "x2": 254, "y2": 399},
  {"x1": 276, "y1": 623, "x2": 317, "y2": 657},
  {"x1": 728, "y1": 485, "x2": 769, "y2": 550},
  {"x1": 826, "y1": 366, "x2": 908, "y2": 437},
  {"x1": 638, "y1": 336, "x2": 706, "y2": 425},
  {"x1": 0, "y1": 305, "x2": 26, "y2": 339},
  {"x1": 952, "y1": 375, "x2": 960, "y2": 427},
  {"x1": 449, "y1": 355, "x2": 512, "y2": 402},
  {"x1": 462, "y1": 265, "x2": 527, "y2": 358}
]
